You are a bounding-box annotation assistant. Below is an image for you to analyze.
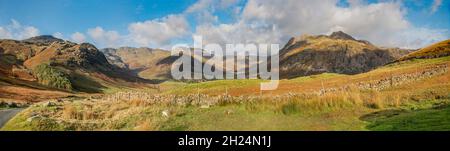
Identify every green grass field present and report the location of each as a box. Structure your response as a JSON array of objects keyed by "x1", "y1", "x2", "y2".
[{"x1": 365, "y1": 105, "x2": 450, "y2": 131}]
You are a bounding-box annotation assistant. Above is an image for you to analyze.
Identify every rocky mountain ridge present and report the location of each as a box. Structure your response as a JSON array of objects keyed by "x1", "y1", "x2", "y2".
[
  {"x1": 279, "y1": 31, "x2": 412, "y2": 78},
  {"x1": 0, "y1": 36, "x2": 147, "y2": 92}
]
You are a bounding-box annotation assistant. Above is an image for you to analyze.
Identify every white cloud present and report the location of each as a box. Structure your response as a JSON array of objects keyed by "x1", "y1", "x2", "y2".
[
  {"x1": 70, "y1": 32, "x2": 86, "y2": 43},
  {"x1": 197, "y1": 11, "x2": 219, "y2": 24},
  {"x1": 327, "y1": 2, "x2": 411, "y2": 45},
  {"x1": 52, "y1": 32, "x2": 64, "y2": 39},
  {"x1": 187, "y1": 0, "x2": 241, "y2": 13},
  {"x1": 195, "y1": 21, "x2": 282, "y2": 45},
  {"x1": 61, "y1": 15, "x2": 189, "y2": 49},
  {"x1": 87, "y1": 26, "x2": 121, "y2": 48},
  {"x1": 0, "y1": 27, "x2": 12, "y2": 39},
  {"x1": 127, "y1": 14, "x2": 190, "y2": 48},
  {"x1": 219, "y1": 0, "x2": 240, "y2": 9},
  {"x1": 192, "y1": 0, "x2": 448, "y2": 49},
  {"x1": 0, "y1": 19, "x2": 39, "y2": 40},
  {"x1": 431, "y1": 0, "x2": 442, "y2": 13},
  {"x1": 186, "y1": 0, "x2": 213, "y2": 13},
  {"x1": 243, "y1": 0, "x2": 413, "y2": 44},
  {"x1": 386, "y1": 27, "x2": 448, "y2": 49},
  {"x1": 185, "y1": 0, "x2": 241, "y2": 25},
  {"x1": 347, "y1": 0, "x2": 364, "y2": 7},
  {"x1": 20, "y1": 27, "x2": 40, "y2": 39}
]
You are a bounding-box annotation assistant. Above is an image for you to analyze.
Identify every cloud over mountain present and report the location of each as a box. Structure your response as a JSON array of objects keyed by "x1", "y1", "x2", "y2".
[
  {"x1": 87, "y1": 27, "x2": 121, "y2": 48},
  {"x1": 128, "y1": 14, "x2": 190, "y2": 48},
  {"x1": 194, "y1": 0, "x2": 448, "y2": 49},
  {"x1": 0, "y1": 20, "x2": 39, "y2": 40},
  {"x1": 70, "y1": 32, "x2": 86, "y2": 43}
]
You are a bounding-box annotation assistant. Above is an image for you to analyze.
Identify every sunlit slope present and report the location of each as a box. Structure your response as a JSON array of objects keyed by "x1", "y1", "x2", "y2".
[{"x1": 398, "y1": 39, "x2": 450, "y2": 62}]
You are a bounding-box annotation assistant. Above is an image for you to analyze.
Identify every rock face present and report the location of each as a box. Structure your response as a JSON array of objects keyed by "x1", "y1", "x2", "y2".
[
  {"x1": 101, "y1": 48, "x2": 129, "y2": 69},
  {"x1": 279, "y1": 31, "x2": 411, "y2": 78}
]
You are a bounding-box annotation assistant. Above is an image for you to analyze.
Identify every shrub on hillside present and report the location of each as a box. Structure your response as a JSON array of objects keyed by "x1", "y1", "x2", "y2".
[{"x1": 33, "y1": 64, "x2": 72, "y2": 90}]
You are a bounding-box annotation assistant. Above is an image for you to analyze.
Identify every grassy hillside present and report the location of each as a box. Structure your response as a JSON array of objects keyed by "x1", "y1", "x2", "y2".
[{"x1": 398, "y1": 39, "x2": 450, "y2": 61}]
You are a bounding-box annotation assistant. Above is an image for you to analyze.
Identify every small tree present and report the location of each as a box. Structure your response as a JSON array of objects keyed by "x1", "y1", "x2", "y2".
[{"x1": 33, "y1": 64, "x2": 72, "y2": 90}]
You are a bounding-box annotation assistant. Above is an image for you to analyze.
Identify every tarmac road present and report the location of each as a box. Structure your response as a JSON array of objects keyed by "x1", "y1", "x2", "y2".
[{"x1": 0, "y1": 108, "x2": 23, "y2": 128}]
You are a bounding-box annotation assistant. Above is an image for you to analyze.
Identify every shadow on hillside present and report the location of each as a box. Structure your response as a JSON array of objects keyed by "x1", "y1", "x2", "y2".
[
  {"x1": 69, "y1": 72, "x2": 106, "y2": 93},
  {"x1": 359, "y1": 109, "x2": 408, "y2": 122},
  {"x1": 280, "y1": 49, "x2": 398, "y2": 79},
  {"x1": 360, "y1": 104, "x2": 450, "y2": 131},
  {"x1": 157, "y1": 56, "x2": 179, "y2": 65},
  {"x1": 124, "y1": 68, "x2": 169, "y2": 84}
]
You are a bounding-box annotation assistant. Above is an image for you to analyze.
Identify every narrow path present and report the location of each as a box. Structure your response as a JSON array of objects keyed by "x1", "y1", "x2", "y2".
[{"x1": 0, "y1": 108, "x2": 23, "y2": 128}]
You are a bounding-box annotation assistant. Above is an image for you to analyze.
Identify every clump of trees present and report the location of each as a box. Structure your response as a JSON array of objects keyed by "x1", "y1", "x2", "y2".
[{"x1": 33, "y1": 64, "x2": 72, "y2": 90}]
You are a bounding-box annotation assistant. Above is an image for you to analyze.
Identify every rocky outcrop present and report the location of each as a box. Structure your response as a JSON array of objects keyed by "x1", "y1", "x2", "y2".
[{"x1": 101, "y1": 48, "x2": 129, "y2": 69}]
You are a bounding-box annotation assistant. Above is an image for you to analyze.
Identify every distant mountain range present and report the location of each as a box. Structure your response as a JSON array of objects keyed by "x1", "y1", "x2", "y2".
[{"x1": 100, "y1": 31, "x2": 417, "y2": 79}]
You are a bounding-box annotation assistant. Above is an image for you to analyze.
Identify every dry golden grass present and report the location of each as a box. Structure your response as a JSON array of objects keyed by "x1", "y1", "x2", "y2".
[
  {"x1": 134, "y1": 120, "x2": 154, "y2": 131},
  {"x1": 61, "y1": 105, "x2": 80, "y2": 120}
]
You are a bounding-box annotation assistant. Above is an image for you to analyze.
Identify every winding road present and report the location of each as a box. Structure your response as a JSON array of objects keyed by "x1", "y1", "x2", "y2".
[{"x1": 0, "y1": 108, "x2": 23, "y2": 128}]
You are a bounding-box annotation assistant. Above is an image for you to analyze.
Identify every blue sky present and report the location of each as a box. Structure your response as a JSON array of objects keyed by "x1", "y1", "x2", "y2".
[
  {"x1": 0, "y1": 0, "x2": 196, "y2": 34},
  {"x1": 0, "y1": 0, "x2": 448, "y2": 49}
]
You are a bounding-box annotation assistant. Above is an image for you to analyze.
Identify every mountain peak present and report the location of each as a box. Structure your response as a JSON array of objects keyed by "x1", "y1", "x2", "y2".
[
  {"x1": 23, "y1": 35, "x2": 64, "y2": 44},
  {"x1": 329, "y1": 31, "x2": 356, "y2": 41}
]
